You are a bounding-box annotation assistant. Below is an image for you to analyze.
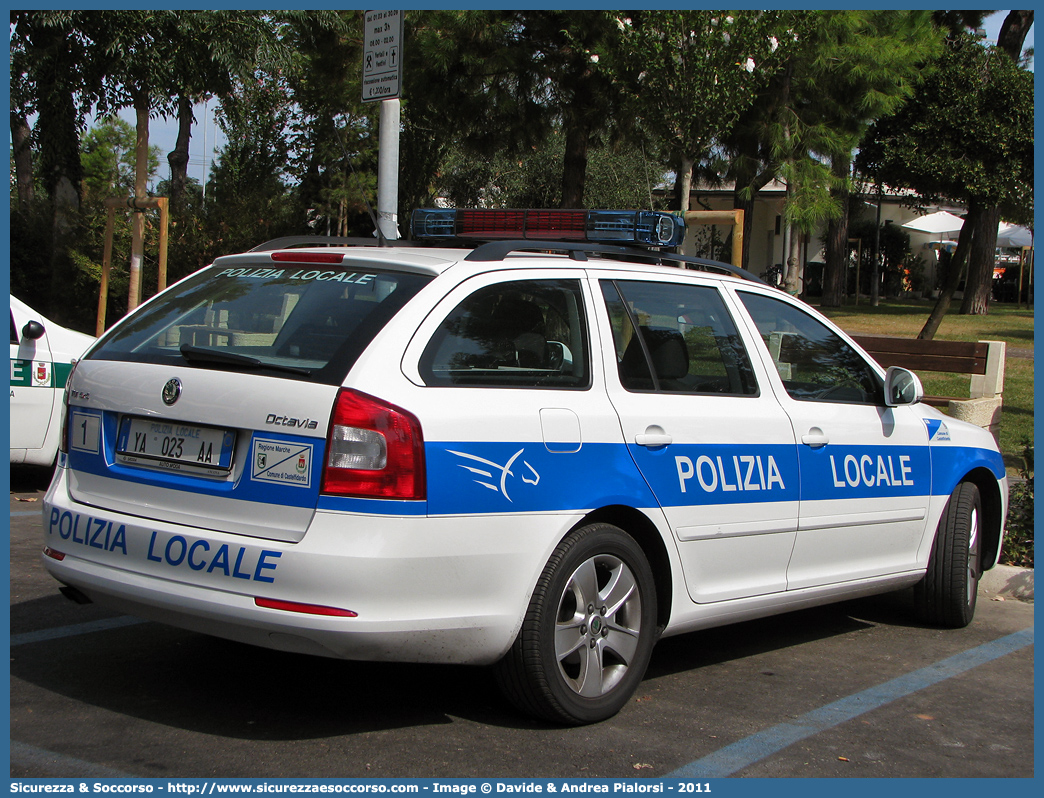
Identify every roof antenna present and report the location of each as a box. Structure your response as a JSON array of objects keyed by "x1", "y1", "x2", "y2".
[{"x1": 334, "y1": 118, "x2": 388, "y2": 247}]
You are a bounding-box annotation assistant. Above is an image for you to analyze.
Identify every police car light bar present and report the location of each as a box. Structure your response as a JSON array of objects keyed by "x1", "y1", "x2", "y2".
[{"x1": 411, "y1": 209, "x2": 685, "y2": 248}]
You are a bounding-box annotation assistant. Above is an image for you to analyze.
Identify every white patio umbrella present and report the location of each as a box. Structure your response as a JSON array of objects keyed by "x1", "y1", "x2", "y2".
[
  {"x1": 996, "y1": 223, "x2": 1033, "y2": 248},
  {"x1": 900, "y1": 210, "x2": 966, "y2": 235}
]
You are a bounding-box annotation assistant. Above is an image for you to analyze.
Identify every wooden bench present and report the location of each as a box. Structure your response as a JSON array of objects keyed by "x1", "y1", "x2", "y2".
[{"x1": 852, "y1": 335, "x2": 1006, "y2": 436}]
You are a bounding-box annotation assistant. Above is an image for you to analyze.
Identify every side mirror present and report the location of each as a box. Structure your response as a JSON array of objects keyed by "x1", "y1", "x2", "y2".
[
  {"x1": 21, "y1": 320, "x2": 45, "y2": 341},
  {"x1": 884, "y1": 366, "x2": 923, "y2": 406}
]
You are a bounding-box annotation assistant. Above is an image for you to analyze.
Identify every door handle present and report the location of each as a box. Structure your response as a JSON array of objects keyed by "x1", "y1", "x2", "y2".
[
  {"x1": 635, "y1": 426, "x2": 673, "y2": 447},
  {"x1": 801, "y1": 427, "x2": 829, "y2": 448}
]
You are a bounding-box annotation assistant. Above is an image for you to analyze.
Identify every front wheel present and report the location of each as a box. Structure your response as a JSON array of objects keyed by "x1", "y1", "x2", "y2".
[
  {"x1": 495, "y1": 523, "x2": 658, "y2": 725},
  {"x1": 914, "y1": 481, "x2": 982, "y2": 628}
]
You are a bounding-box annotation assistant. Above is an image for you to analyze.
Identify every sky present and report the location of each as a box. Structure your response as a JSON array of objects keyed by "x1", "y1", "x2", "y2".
[{"x1": 133, "y1": 9, "x2": 1034, "y2": 192}]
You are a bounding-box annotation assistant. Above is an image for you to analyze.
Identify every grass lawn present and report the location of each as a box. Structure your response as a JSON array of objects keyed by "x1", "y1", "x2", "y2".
[{"x1": 813, "y1": 298, "x2": 1034, "y2": 473}]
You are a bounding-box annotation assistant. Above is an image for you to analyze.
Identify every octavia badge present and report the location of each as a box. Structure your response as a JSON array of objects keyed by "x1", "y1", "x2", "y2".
[{"x1": 162, "y1": 378, "x2": 182, "y2": 406}]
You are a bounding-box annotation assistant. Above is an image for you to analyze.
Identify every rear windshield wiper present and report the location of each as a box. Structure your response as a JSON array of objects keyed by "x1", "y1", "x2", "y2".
[{"x1": 179, "y1": 344, "x2": 312, "y2": 376}]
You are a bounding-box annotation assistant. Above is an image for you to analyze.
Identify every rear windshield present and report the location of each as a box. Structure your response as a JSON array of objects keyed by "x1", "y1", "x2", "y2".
[{"x1": 89, "y1": 261, "x2": 432, "y2": 385}]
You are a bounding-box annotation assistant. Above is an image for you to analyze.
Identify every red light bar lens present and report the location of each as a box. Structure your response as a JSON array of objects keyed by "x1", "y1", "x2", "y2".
[
  {"x1": 271, "y1": 251, "x2": 345, "y2": 264},
  {"x1": 255, "y1": 597, "x2": 358, "y2": 617},
  {"x1": 457, "y1": 210, "x2": 587, "y2": 240}
]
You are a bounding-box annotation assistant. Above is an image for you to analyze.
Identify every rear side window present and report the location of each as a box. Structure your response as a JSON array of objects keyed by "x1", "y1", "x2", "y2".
[
  {"x1": 419, "y1": 279, "x2": 589, "y2": 388},
  {"x1": 600, "y1": 279, "x2": 758, "y2": 396},
  {"x1": 89, "y1": 262, "x2": 432, "y2": 385}
]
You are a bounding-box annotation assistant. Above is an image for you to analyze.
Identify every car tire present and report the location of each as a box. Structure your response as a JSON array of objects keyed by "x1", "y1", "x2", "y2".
[
  {"x1": 495, "y1": 522, "x2": 658, "y2": 725},
  {"x1": 914, "y1": 481, "x2": 982, "y2": 628}
]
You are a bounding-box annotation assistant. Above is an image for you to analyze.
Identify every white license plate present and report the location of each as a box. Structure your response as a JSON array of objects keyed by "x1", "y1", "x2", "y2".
[{"x1": 116, "y1": 417, "x2": 235, "y2": 476}]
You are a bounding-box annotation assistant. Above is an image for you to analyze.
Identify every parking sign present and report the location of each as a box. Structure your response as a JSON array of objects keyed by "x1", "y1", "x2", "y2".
[{"x1": 363, "y1": 10, "x2": 403, "y2": 103}]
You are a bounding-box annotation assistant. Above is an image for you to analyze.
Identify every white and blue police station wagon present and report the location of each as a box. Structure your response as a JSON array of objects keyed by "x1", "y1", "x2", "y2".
[{"x1": 43, "y1": 209, "x2": 1007, "y2": 724}]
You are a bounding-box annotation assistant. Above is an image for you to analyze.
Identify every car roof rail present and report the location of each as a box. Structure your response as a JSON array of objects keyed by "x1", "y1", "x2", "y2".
[
  {"x1": 463, "y1": 240, "x2": 768, "y2": 285},
  {"x1": 249, "y1": 236, "x2": 427, "y2": 252}
]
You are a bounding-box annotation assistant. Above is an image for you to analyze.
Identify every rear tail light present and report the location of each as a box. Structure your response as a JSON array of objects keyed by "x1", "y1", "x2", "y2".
[
  {"x1": 321, "y1": 389, "x2": 425, "y2": 500},
  {"x1": 58, "y1": 359, "x2": 80, "y2": 455}
]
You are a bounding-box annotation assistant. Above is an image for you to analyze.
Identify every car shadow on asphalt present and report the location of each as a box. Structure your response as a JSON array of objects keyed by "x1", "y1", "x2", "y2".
[
  {"x1": 10, "y1": 604, "x2": 541, "y2": 736},
  {"x1": 10, "y1": 589, "x2": 927, "y2": 738}
]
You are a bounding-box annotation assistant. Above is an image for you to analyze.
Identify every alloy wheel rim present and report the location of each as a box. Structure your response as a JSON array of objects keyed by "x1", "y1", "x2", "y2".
[{"x1": 554, "y1": 553, "x2": 642, "y2": 698}]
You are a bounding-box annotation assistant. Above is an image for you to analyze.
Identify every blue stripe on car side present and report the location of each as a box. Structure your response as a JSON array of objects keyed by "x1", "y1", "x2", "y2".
[{"x1": 66, "y1": 411, "x2": 1002, "y2": 519}]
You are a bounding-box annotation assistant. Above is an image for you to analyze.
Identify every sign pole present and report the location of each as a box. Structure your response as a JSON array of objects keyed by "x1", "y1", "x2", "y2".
[
  {"x1": 377, "y1": 98, "x2": 401, "y2": 241},
  {"x1": 364, "y1": 10, "x2": 404, "y2": 242}
]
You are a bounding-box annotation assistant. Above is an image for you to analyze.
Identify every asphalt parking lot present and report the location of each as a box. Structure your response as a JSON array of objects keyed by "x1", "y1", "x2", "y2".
[{"x1": 9, "y1": 465, "x2": 1034, "y2": 780}]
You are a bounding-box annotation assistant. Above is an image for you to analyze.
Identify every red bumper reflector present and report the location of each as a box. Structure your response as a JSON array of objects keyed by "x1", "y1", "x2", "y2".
[
  {"x1": 44, "y1": 547, "x2": 66, "y2": 561},
  {"x1": 255, "y1": 597, "x2": 358, "y2": 617}
]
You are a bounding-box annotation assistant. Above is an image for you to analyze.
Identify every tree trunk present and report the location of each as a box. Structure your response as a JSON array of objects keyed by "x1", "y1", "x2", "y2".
[
  {"x1": 955, "y1": 11, "x2": 1036, "y2": 316},
  {"x1": 48, "y1": 175, "x2": 80, "y2": 325},
  {"x1": 784, "y1": 226, "x2": 801, "y2": 295},
  {"x1": 676, "y1": 153, "x2": 694, "y2": 215},
  {"x1": 167, "y1": 94, "x2": 193, "y2": 207},
  {"x1": 821, "y1": 156, "x2": 851, "y2": 307},
  {"x1": 128, "y1": 93, "x2": 151, "y2": 311},
  {"x1": 11, "y1": 113, "x2": 34, "y2": 208},
  {"x1": 29, "y1": 20, "x2": 83, "y2": 321},
  {"x1": 730, "y1": 166, "x2": 775, "y2": 273},
  {"x1": 959, "y1": 202, "x2": 1001, "y2": 315},
  {"x1": 997, "y1": 10, "x2": 1034, "y2": 62},
  {"x1": 918, "y1": 202, "x2": 978, "y2": 339},
  {"x1": 560, "y1": 120, "x2": 588, "y2": 208}
]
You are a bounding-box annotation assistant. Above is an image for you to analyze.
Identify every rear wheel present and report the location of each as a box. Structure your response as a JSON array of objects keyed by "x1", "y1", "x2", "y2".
[
  {"x1": 495, "y1": 523, "x2": 658, "y2": 725},
  {"x1": 914, "y1": 481, "x2": 982, "y2": 628}
]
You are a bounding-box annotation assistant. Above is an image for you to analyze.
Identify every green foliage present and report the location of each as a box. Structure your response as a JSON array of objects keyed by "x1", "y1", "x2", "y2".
[
  {"x1": 1002, "y1": 440, "x2": 1033, "y2": 568},
  {"x1": 609, "y1": 11, "x2": 789, "y2": 163},
  {"x1": 12, "y1": 10, "x2": 1028, "y2": 335},
  {"x1": 439, "y1": 131, "x2": 668, "y2": 210},
  {"x1": 204, "y1": 73, "x2": 298, "y2": 252},
  {"x1": 858, "y1": 32, "x2": 1034, "y2": 210},
  {"x1": 80, "y1": 116, "x2": 160, "y2": 201}
]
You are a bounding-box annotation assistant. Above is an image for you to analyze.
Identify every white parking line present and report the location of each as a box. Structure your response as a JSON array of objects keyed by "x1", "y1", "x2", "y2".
[
  {"x1": 668, "y1": 627, "x2": 1035, "y2": 778},
  {"x1": 11, "y1": 616, "x2": 148, "y2": 647}
]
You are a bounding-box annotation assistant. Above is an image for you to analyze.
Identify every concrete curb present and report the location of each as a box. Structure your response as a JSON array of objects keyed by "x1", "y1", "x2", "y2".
[{"x1": 980, "y1": 564, "x2": 1034, "y2": 601}]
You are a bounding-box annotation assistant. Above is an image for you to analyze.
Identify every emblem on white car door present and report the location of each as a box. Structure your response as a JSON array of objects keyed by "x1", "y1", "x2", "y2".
[{"x1": 448, "y1": 448, "x2": 540, "y2": 502}]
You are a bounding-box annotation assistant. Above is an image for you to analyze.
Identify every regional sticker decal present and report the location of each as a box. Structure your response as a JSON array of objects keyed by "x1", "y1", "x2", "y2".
[{"x1": 251, "y1": 438, "x2": 313, "y2": 488}]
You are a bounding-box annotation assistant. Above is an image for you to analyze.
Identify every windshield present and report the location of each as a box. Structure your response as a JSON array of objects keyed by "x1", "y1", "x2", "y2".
[{"x1": 89, "y1": 260, "x2": 432, "y2": 385}]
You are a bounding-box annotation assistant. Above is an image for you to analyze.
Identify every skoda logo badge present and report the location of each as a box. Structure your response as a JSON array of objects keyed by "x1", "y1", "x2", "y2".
[{"x1": 162, "y1": 378, "x2": 182, "y2": 406}]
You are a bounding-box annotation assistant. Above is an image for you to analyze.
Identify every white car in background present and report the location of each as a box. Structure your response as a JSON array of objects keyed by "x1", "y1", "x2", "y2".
[{"x1": 10, "y1": 295, "x2": 95, "y2": 466}]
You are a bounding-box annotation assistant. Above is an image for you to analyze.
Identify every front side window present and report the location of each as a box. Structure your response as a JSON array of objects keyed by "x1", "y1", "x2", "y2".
[
  {"x1": 419, "y1": 279, "x2": 589, "y2": 388},
  {"x1": 737, "y1": 290, "x2": 883, "y2": 404},
  {"x1": 600, "y1": 279, "x2": 758, "y2": 396},
  {"x1": 88, "y1": 261, "x2": 432, "y2": 385}
]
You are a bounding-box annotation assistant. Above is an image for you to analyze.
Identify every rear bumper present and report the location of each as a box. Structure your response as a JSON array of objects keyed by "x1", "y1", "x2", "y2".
[{"x1": 43, "y1": 466, "x2": 573, "y2": 665}]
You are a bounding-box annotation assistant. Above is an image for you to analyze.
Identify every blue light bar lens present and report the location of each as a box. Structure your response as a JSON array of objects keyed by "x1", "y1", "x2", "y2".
[
  {"x1": 411, "y1": 209, "x2": 457, "y2": 238},
  {"x1": 588, "y1": 212, "x2": 684, "y2": 246},
  {"x1": 585, "y1": 211, "x2": 685, "y2": 246}
]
